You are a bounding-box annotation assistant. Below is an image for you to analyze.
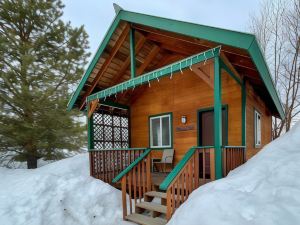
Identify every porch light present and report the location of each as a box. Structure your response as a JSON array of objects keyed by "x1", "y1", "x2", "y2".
[{"x1": 181, "y1": 115, "x2": 187, "y2": 124}]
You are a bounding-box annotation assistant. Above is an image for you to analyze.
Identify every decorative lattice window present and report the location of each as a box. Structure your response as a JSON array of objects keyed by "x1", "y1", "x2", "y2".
[{"x1": 92, "y1": 109, "x2": 129, "y2": 149}]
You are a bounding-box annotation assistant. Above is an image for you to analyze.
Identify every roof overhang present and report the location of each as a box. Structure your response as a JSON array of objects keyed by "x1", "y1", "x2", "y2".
[{"x1": 67, "y1": 9, "x2": 284, "y2": 119}]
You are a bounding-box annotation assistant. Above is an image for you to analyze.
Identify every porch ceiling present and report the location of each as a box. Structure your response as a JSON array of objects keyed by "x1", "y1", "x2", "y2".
[{"x1": 69, "y1": 10, "x2": 283, "y2": 118}]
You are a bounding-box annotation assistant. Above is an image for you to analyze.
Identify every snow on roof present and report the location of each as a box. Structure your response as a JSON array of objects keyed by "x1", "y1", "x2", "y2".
[{"x1": 168, "y1": 122, "x2": 300, "y2": 225}]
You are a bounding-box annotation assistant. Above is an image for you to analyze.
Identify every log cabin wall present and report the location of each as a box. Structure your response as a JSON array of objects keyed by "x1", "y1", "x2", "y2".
[
  {"x1": 130, "y1": 64, "x2": 242, "y2": 164},
  {"x1": 245, "y1": 81, "x2": 272, "y2": 160}
]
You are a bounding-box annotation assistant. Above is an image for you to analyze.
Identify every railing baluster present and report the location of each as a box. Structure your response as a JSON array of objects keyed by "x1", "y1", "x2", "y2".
[
  {"x1": 138, "y1": 162, "x2": 141, "y2": 202},
  {"x1": 121, "y1": 176, "x2": 127, "y2": 219},
  {"x1": 128, "y1": 171, "x2": 132, "y2": 214}
]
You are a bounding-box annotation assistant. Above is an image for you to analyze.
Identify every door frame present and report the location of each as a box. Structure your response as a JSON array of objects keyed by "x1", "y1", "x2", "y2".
[{"x1": 197, "y1": 105, "x2": 228, "y2": 146}]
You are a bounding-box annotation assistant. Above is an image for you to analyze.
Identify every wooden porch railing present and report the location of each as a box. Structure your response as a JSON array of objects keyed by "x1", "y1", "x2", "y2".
[
  {"x1": 222, "y1": 146, "x2": 246, "y2": 176},
  {"x1": 89, "y1": 148, "x2": 147, "y2": 184},
  {"x1": 159, "y1": 146, "x2": 215, "y2": 220},
  {"x1": 112, "y1": 149, "x2": 152, "y2": 219},
  {"x1": 159, "y1": 145, "x2": 246, "y2": 220}
]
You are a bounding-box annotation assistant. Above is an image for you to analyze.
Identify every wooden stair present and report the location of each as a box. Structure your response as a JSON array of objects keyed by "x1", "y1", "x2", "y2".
[{"x1": 125, "y1": 191, "x2": 168, "y2": 225}]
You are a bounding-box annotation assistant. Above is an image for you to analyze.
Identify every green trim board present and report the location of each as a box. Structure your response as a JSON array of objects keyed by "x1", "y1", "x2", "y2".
[
  {"x1": 112, "y1": 148, "x2": 151, "y2": 183},
  {"x1": 129, "y1": 27, "x2": 136, "y2": 79},
  {"x1": 213, "y1": 56, "x2": 223, "y2": 179},
  {"x1": 197, "y1": 105, "x2": 228, "y2": 147},
  {"x1": 148, "y1": 112, "x2": 173, "y2": 149},
  {"x1": 248, "y1": 40, "x2": 284, "y2": 119},
  {"x1": 87, "y1": 105, "x2": 94, "y2": 150},
  {"x1": 67, "y1": 9, "x2": 284, "y2": 120},
  {"x1": 87, "y1": 47, "x2": 221, "y2": 102},
  {"x1": 159, "y1": 146, "x2": 214, "y2": 191}
]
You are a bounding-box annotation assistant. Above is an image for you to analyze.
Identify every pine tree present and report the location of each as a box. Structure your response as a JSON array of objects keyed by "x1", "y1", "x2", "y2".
[{"x1": 0, "y1": 0, "x2": 90, "y2": 168}]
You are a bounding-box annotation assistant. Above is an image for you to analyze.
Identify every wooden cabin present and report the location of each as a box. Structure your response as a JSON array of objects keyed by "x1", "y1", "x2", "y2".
[{"x1": 68, "y1": 6, "x2": 284, "y2": 225}]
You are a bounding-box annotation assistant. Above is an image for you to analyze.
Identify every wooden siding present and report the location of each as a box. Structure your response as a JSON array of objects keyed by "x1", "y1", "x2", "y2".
[
  {"x1": 245, "y1": 81, "x2": 272, "y2": 160},
  {"x1": 130, "y1": 64, "x2": 242, "y2": 164}
]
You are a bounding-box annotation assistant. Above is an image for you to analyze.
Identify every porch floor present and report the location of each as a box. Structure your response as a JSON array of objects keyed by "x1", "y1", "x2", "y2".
[{"x1": 151, "y1": 172, "x2": 169, "y2": 187}]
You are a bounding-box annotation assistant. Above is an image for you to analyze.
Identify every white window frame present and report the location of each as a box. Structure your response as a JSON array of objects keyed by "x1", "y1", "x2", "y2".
[
  {"x1": 149, "y1": 114, "x2": 172, "y2": 148},
  {"x1": 254, "y1": 109, "x2": 262, "y2": 148}
]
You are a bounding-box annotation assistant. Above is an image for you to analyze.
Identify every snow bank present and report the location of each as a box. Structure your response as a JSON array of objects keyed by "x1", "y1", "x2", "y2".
[
  {"x1": 168, "y1": 122, "x2": 300, "y2": 225},
  {"x1": 0, "y1": 154, "x2": 132, "y2": 225}
]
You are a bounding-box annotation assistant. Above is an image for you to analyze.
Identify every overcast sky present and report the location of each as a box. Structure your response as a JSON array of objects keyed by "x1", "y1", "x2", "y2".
[{"x1": 62, "y1": 0, "x2": 262, "y2": 59}]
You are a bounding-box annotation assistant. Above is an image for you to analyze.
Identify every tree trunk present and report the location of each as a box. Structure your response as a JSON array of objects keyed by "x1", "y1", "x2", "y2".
[{"x1": 27, "y1": 154, "x2": 38, "y2": 169}]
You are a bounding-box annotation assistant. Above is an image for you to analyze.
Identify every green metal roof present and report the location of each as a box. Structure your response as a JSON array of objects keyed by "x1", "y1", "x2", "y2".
[{"x1": 67, "y1": 9, "x2": 284, "y2": 119}]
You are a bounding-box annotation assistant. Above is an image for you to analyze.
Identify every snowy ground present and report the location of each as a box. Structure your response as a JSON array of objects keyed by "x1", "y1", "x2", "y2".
[
  {"x1": 168, "y1": 122, "x2": 300, "y2": 225},
  {"x1": 1, "y1": 124, "x2": 300, "y2": 225},
  {"x1": 0, "y1": 154, "x2": 132, "y2": 225}
]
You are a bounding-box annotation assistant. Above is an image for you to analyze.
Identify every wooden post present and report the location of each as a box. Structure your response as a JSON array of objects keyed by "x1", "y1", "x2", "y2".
[
  {"x1": 214, "y1": 56, "x2": 223, "y2": 179},
  {"x1": 166, "y1": 189, "x2": 172, "y2": 220},
  {"x1": 121, "y1": 176, "x2": 127, "y2": 219},
  {"x1": 146, "y1": 154, "x2": 151, "y2": 191},
  {"x1": 209, "y1": 148, "x2": 216, "y2": 180}
]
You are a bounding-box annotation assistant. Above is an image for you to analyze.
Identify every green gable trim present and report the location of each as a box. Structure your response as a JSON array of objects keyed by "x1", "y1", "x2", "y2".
[
  {"x1": 87, "y1": 47, "x2": 221, "y2": 102},
  {"x1": 67, "y1": 10, "x2": 284, "y2": 120},
  {"x1": 120, "y1": 11, "x2": 255, "y2": 50},
  {"x1": 248, "y1": 40, "x2": 284, "y2": 119},
  {"x1": 67, "y1": 13, "x2": 122, "y2": 111}
]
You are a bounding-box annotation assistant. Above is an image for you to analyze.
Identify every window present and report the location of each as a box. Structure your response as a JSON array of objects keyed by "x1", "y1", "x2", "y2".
[
  {"x1": 254, "y1": 110, "x2": 261, "y2": 148},
  {"x1": 149, "y1": 113, "x2": 172, "y2": 148}
]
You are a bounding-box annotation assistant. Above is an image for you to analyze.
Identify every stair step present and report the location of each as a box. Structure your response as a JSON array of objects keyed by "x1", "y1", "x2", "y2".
[
  {"x1": 126, "y1": 213, "x2": 167, "y2": 225},
  {"x1": 136, "y1": 202, "x2": 167, "y2": 214},
  {"x1": 145, "y1": 191, "x2": 167, "y2": 199}
]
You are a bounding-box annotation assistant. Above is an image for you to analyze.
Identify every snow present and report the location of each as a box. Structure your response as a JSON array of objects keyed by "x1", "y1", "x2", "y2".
[
  {"x1": 0, "y1": 154, "x2": 132, "y2": 225},
  {"x1": 168, "y1": 122, "x2": 300, "y2": 225}
]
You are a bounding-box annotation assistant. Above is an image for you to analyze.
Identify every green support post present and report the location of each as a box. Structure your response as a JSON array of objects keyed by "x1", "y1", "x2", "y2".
[
  {"x1": 214, "y1": 56, "x2": 223, "y2": 179},
  {"x1": 87, "y1": 105, "x2": 94, "y2": 150},
  {"x1": 129, "y1": 27, "x2": 136, "y2": 79}
]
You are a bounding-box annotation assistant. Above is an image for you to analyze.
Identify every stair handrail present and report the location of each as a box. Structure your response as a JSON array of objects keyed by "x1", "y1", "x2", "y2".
[
  {"x1": 159, "y1": 146, "x2": 213, "y2": 191},
  {"x1": 112, "y1": 148, "x2": 151, "y2": 183}
]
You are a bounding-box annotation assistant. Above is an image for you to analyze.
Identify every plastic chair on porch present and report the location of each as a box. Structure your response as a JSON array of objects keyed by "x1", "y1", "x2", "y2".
[{"x1": 152, "y1": 149, "x2": 174, "y2": 173}]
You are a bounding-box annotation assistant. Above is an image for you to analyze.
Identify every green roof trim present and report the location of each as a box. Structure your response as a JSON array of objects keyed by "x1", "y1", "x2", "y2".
[
  {"x1": 87, "y1": 47, "x2": 221, "y2": 102},
  {"x1": 112, "y1": 148, "x2": 151, "y2": 183},
  {"x1": 248, "y1": 39, "x2": 284, "y2": 118},
  {"x1": 67, "y1": 11, "x2": 122, "y2": 111},
  {"x1": 67, "y1": 9, "x2": 284, "y2": 119}
]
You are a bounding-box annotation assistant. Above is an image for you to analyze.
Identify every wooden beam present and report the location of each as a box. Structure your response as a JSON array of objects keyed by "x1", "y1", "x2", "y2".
[
  {"x1": 116, "y1": 45, "x2": 160, "y2": 104},
  {"x1": 136, "y1": 24, "x2": 256, "y2": 72},
  {"x1": 110, "y1": 35, "x2": 146, "y2": 86},
  {"x1": 133, "y1": 24, "x2": 251, "y2": 59},
  {"x1": 79, "y1": 24, "x2": 130, "y2": 110},
  {"x1": 136, "y1": 45, "x2": 160, "y2": 75},
  {"x1": 122, "y1": 45, "x2": 161, "y2": 105},
  {"x1": 88, "y1": 99, "x2": 99, "y2": 118},
  {"x1": 191, "y1": 61, "x2": 214, "y2": 89},
  {"x1": 220, "y1": 53, "x2": 242, "y2": 80}
]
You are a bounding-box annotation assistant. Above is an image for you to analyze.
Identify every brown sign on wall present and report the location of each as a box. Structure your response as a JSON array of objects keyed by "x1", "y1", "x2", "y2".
[{"x1": 176, "y1": 125, "x2": 195, "y2": 132}]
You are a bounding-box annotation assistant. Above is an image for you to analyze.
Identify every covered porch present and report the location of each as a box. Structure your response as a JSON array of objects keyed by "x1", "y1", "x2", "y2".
[{"x1": 85, "y1": 42, "x2": 248, "y2": 221}]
